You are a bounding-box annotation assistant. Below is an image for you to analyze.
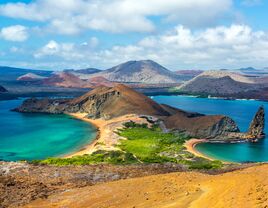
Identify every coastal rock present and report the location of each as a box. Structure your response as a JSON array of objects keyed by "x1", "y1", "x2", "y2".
[
  {"x1": 15, "y1": 98, "x2": 70, "y2": 114},
  {"x1": 247, "y1": 106, "x2": 265, "y2": 139},
  {"x1": 164, "y1": 114, "x2": 239, "y2": 138}
]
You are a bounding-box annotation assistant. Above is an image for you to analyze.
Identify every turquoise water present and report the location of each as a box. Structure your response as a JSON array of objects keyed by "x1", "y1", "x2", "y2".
[
  {"x1": 0, "y1": 99, "x2": 96, "y2": 161},
  {"x1": 153, "y1": 96, "x2": 268, "y2": 163}
]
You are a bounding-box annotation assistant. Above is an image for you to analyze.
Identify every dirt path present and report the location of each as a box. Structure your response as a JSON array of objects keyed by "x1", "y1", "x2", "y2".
[{"x1": 24, "y1": 164, "x2": 268, "y2": 208}]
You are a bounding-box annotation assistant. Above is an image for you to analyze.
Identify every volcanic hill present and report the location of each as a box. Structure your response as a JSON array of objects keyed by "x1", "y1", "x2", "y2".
[
  {"x1": 89, "y1": 60, "x2": 181, "y2": 84},
  {"x1": 177, "y1": 70, "x2": 260, "y2": 95},
  {"x1": 17, "y1": 73, "x2": 47, "y2": 81}
]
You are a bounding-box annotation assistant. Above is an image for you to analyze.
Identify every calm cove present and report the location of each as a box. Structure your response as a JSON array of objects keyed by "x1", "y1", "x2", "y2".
[
  {"x1": 0, "y1": 99, "x2": 96, "y2": 161},
  {"x1": 153, "y1": 95, "x2": 268, "y2": 163}
]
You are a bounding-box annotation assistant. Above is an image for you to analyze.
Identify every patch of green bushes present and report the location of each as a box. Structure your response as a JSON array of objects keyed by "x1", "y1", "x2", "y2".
[
  {"x1": 32, "y1": 150, "x2": 138, "y2": 166},
  {"x1": 123, "y1": 121, "x2": 148, "y2": 129},
  {"x1": 117, "y1": 125, "x2": 188, "y2": 163}
]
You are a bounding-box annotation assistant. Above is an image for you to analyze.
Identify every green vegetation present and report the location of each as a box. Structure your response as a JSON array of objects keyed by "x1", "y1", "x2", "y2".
[
  {"x1": 32, "y1": 150, "x2": 138, "y2": 166},
  {"x1": 117, "y1": 122, "x2": 223, "y2": 169},
  {"x1": 33, "y1": 121, "x2": 223, "y2": 170},
  {"x1": 118, "y1": 124, "x2": 188, "y2": 163}
]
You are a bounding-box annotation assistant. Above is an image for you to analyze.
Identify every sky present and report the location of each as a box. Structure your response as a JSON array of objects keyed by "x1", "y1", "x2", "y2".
[{"x1": 0, "y1": 0, "x2": 268, "y2": 71}]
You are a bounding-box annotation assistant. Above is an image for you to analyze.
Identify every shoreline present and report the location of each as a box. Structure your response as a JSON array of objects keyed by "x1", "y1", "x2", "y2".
[
  {"x1": 184, "y1": 139, "x2": 235, "y2": 163},
  {"x1": 184, "y1": 139, "x2": 215, "y2": 161},
  {"x1": 64, "y1": 113, "x2": 150, "y2": 158},
  {"x1": 64, "y1": 113, "x2": 234, "y2": 163},
  {"x1": 64, "y1": 113, "x2": 110, "y2": 158}
]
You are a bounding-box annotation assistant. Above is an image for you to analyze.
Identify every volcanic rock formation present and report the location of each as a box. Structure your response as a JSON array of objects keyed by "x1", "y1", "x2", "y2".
[{"x1": 247, "y1": 106, "x2": 265, "y2": 139}]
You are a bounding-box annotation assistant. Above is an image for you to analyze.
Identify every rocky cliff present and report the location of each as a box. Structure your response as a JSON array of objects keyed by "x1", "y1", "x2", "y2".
[
  {"x1": 247, "y1": 106, "x2": 265, "y2": 139},
  {"x1": 16, "y1": 84, "x2": 258, "y2": 139},
  {"x1": 161, "y1": 104, "x2": 239, "y2": 138}
]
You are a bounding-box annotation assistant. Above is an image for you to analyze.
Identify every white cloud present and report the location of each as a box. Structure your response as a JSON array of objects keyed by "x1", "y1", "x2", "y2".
[
  {"x1": 34, "y1": 40, "x2": 84, "y2": 59},
  {"x1": 33, "y1": 24, "x2": 268, "y2": 70},
  {"x1": 0, "y1": 0, "x2": 233, "y2": 34},
  {"x1": 0, "y1": 25, "x2": 28, "y2": 42}
]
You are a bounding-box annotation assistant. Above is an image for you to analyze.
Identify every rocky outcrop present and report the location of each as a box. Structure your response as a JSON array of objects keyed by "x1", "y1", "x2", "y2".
[
  {"x1": 0, "y1": 85, "x2": 7, "y2": 93},
  {"x1": 247, "y1": 106, "x2": 265, "y2": 139},
  {"x1": 164, "y1": 114, "x2": 239, "y2": 139},
  {"x1": 15, "y1": 98, "x2": 70, "y2": 114},
  {"x1": 207, "y1": 106, "x2": 265, "y2": 142}
]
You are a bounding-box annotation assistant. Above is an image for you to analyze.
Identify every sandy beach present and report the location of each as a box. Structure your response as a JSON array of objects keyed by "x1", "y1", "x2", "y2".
[
  {"x1": 184, "y1": 138, "x2": 213, "y2": 160},
  {"x1": 66, "y1": 113, "x2": 218, "y2": 162},
  {"x1": 65, "y1": 113, "x2": 150, "y2": 158}
]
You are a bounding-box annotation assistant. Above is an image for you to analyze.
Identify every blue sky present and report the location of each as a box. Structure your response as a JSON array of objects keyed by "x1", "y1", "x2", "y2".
[{"x1": 0, "y1": 0, "x2": 268, "y2": 70}]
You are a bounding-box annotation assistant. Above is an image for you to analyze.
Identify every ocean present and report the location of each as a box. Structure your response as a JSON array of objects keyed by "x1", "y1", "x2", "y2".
[{"x1": 0, "y1": 99, "x2": 96, "y2": 161}]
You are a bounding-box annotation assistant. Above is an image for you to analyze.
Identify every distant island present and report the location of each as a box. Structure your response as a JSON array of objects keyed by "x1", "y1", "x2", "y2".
[{"x1": 1, "y1": 60, "x2": 268, "y2": 101}]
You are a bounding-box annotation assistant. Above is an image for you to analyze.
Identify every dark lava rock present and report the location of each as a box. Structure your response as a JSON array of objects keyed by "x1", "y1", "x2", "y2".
[{"x1": 248, "y1": 106, "x2": 265, "y2": 139}]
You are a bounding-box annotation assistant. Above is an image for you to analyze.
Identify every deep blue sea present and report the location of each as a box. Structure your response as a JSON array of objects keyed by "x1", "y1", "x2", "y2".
[
  {"x1": 0, "y1": 99, "x2": 96, "y2": 161},
  {"x1": 153, "y1": 96, "x2": 268, "y2": 163}
]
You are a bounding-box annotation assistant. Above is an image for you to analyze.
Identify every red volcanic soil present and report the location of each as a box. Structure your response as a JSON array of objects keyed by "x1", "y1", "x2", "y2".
[
  {"x1": 89, "y1": 76, "x2": 115, "y2": 87},
  {"x1": 42, "y1": 73, "x2": 115, "y2": 88},
  {"x1": 17, "y1": 73, "x2": 46, "y2": 81},
  {"x1": 41, "y1": 72, "x2": 91, "y2": 88}
]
